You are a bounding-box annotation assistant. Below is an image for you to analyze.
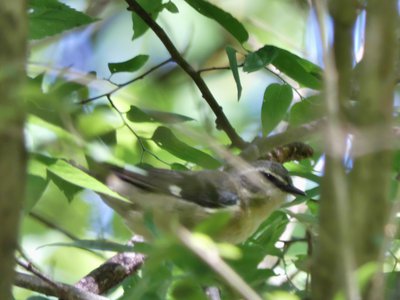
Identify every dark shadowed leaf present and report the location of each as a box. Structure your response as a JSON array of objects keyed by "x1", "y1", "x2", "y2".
[
  {"x1": 48, "y1": 172, "x2": 82, "y2": 202},
  {"x1": 243, "y1": 47, "x2": 277, "y2": 72},
  {"x1": 170, "y1": 279, "x2": 208, "y2": 300},
  {"x1": 127, "y1": 106, "x2": 194, "y2": 123},
  {"x1": 108, "y1": 55, "x2": 149, "y2": 74},
  {"x1": 184, "y1": 0, "x2": 249, "y2": 43},
  {"x1": 226, "y1": 46, "x2": 242, "y2": 100},
  {"x1": 25, "y1": 175, "x2": 48, "y2": 212},
  {"x1": 152, "y1": 126, "x2": 221, "y2": 169},
  {"x1": 170, "y1": 163, "x2": 189, "y2": 170},
  {"x1": 261, "y1": 83, "x2": 293, "y2": 135},
  {"x1": 29, "y1": 0, "x2": 95, "y2": 40},
  {"x1": 163, "y1": 1, "x2": 179, "y2": 13},
  {"x1": 131, "y1": 0, "x2": 163, "y2": 39},
  {"x1": 244, "y1": 45, "x2": 322, "y2": 89}
]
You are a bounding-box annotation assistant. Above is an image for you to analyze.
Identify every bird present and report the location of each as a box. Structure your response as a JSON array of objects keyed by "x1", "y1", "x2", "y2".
[{"x1": 100, "y1": 160, "x2": 306, "y2": 244}]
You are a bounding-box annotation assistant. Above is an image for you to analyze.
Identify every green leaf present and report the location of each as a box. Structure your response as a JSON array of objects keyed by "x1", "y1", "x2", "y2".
[
  {"x1": 170, "y1": 279, "x2": 208, "y2": 300},
  {"x1": 261, "y1": 83, "x2": 293, "y2": 135},
  {"x1": 25, "y1": 175, "x2": 48, "y2": 212},
  {"x1": 27, "y1": 296, "x2": 53, "y2": 300},
  {"x1": 289, "y1": 95, "x2": 323, "y2": 126},
  {"x1": 131, "y1": 0, "x2": 163, "y2": 39},
  {"x1": 244, "y1": 45, "x2": 322, "y2": 89},
  {"x1": 265, "y1": 291, "x2": 301, "y2": 300},
  {"x1": 243, "y1": 47, "x2": 277, "y2": 72},
  {"x1": 28, "y1": 0, "x2": 96, "y2": 40},
  {"x1": 170, "y1": 163, "x2": 189, "y2": 171},
  {"x1": 108, "y1": 55, "x2": 149, "y2": 74},
  {"x1": 184, "y1": 0, "x2": 249, "y2": 44},
  {"x1": 282, "y1": 210, "x2": 317, "y2": 225},
  {"x1": 127, "y1": 106, "x2": 194, "y2": 123},
  {"x1": 163, "y1": 1, "x2": 179, "y2": 13},
  {"x1": 249, "y1": 211, "x2": 289, "y2": 246},
  {"x1": 226, "y1": 46, "x2": 242, "y2": 100},
  {"x1": 46, "y1": 159, "x2": 127, "y2": 201},
  {"x1": 49, "y1": 171, "x2": 82, "y2": 202},
  {"x1": 28, "y1": 154, "x2": 57, "y2": 178},
  {"x1": 76, "y1": 106, "x2": 120, "y2": 138},
  {"x1": 152, "y1": 126, "x2": 221, "y2": 169},
  {"x1": 28, "y1": 115, "x2": 77, "y2": 144},
  {"x1": 40, "y1": 239, "x2": 150, "y2": 253}
]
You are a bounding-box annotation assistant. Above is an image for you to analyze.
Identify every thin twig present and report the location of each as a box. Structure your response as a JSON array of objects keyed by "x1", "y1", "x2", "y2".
[
  {"x1": 79, "y1": 58, "x2": 173, "y2": 105},
  {"x1": 126, "y1": 0, "x2": 247, "y2": 149},
  {"x1": 265, "y1": 66, "x2": 305, "y2": 100},
  {"x1": 106, "y1": 95, "x2": 169, "y2": 165},
  {"x1": 199, "y1": 63, "x2": 305, "y2": 101},
  {"x1": 16, "y1": 258, "x2": 66, "y2": 298},
  {"x1": 198, "y1": 62, "x2": 244, "y2": 74},
  {"x1": 29, "y1": 211, "x2": 79, "y2": 241}
]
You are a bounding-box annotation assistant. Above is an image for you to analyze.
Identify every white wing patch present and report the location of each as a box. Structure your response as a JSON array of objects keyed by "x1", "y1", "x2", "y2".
[{"x1": 169, "y1": 184, "x2": 182, "y2": 197}]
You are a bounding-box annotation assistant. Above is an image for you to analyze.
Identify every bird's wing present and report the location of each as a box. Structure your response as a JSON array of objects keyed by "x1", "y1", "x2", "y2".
[{"x1": 111, "y1": 166, "x2": 240, "y2": 208}]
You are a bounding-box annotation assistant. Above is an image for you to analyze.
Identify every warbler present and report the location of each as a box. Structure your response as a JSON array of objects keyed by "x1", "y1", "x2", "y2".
[{"x1": 101, "y1": 160, "x2": 305, "y2": 244}]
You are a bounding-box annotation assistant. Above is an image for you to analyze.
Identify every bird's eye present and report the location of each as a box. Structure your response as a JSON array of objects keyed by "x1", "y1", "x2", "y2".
[
  {"x1": 260, "y1": 171, "x2": 288, "y2": 189},
  {"x1": 260, "y1": 171, "x2": 275, "y2": 181}
]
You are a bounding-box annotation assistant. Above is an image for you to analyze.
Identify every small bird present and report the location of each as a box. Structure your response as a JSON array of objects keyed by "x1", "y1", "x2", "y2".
[{"x1": 101, "y1": 160, "x2": 305, "y2": 244}]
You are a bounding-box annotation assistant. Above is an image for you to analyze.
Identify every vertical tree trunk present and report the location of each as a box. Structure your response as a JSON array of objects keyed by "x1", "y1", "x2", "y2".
[
  {"x1": 0, "y1": 2, "x2": 27, "y2": 299},
  {"x1": 312, "y1": 1, "x2": 398, "y2": 299}
]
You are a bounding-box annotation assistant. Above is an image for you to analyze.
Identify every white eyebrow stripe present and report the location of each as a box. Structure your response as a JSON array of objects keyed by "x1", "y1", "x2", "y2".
[{"x1": 260, "y1": 171, "x2": 287, "y2": 185}]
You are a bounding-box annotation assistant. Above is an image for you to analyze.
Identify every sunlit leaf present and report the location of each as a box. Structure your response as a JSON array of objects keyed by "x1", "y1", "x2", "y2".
[
  {"x1": 29, "y1": 0, "x2": 96, "y2": 40},
  {"x1": 226, "y1": 46, "x2": 242, "y2": 100},
  {"x1": 49, "y1": 171, "x2": 82, "y2": 202},
  {"x1": 184, "y1": 0, "x2": 249, "y2": 43},
  {"x1": 282, "y1": 210, "x2": 317, "y2": 225},
  {"x1": 152, "y1": 126, "x2": 221, "y2": 169},
  {"x1": 127, "y1": 106, "x2": 194, "y2": 123},
  {"x1": 46, "y1": 159, "x2": 127, "y2": 201},
  {"x1": 108, "y1": 55, "x2": 149, "y2": 74},
  {"x1": 264, "y1": 291, "x2": 301, "y2": 300},
  {"x1": 261, "y1": 83, "x2": 292, "y2": 135},
  {"x1": 77, "y1": 106, "x2": 120, "y2": 138},
  {"x1": 28, "y1": 115, "x2": 77, "y2": 144}
]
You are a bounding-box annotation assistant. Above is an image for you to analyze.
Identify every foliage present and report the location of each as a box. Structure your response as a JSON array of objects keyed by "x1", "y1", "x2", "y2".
[{"x1": 12, "y1": 0, "x2": 399, "y2": 299}]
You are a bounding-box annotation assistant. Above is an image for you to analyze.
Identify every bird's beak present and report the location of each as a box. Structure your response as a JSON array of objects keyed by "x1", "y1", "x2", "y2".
[{"x1": 286, "y1": 184, "x2": 306, "y2": 196}]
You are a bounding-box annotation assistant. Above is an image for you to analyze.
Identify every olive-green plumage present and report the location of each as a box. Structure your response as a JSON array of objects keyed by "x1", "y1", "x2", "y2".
[{"x1": 101, "y1": 160, "x2": 305, "y2": 244}]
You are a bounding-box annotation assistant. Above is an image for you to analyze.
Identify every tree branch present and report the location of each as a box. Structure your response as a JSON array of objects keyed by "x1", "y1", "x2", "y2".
[
  {"x1": 125, "y1": 0, "x2": 247, "y2": 149},
  {"x1": 14, "y1": 272, "x2": 108, "y2": 300},
  {"x1": 240, "y1": 118, "x2": 325, "y2": 161},
  {"x1": 0, "y1": 1, "x2": 27, "y2": 299},
  {"x1": 75, "y1": 248, "x2": 145, "y2": 295}
]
